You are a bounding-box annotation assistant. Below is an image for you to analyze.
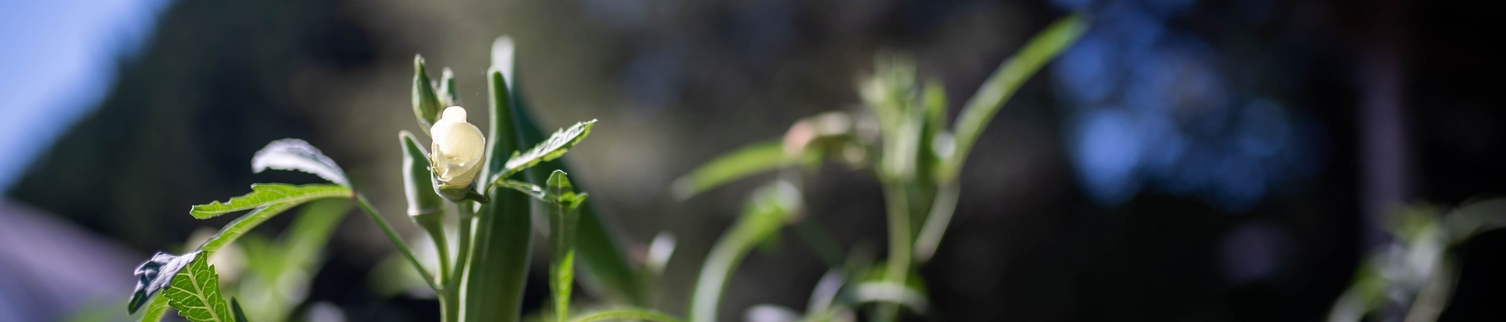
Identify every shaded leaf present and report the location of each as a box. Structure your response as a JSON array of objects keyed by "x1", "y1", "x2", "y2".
[
  {"x1": 251, "y1": 139, "x2": 350, "y2": 186},
  {"x1": 230, "y1": 298, "x2": 250, "y2": 322},
  {"x1": 164, "y1": 254, "x2": 234, "y2": 322},
  {"x1": 189, "y1": 184, "x2": 351, "y2": 219}
]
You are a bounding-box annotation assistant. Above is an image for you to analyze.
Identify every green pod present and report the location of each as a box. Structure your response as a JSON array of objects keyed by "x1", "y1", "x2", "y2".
[
  {"x1": 463, "y1": 68, "x2": 531, "y2": 322},
  {"x1": 413, "y1": 55, "x2": 443, "y2": 130},
  {"x1": 401, "y1": 131, "x2": 446, "y2": 218}
]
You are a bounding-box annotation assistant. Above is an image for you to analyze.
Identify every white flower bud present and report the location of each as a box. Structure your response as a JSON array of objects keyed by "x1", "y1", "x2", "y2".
[{"x1": 430, "y1": 106, "x2": 486, "y2": 190}]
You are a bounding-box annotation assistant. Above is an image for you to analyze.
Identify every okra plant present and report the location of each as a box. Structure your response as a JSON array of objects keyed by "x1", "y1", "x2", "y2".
[
  {"x1": 125, "y1": 37, "x2": 671, "y2": 322},
  {"x1": 122, "y1": 12, "x2": 1092, "y2": 322}
]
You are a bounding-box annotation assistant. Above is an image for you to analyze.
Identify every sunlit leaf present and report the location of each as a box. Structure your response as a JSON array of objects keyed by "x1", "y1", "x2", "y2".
[
  {"x1": 494, "y1": 120, "x2": 596, "y2": 182},
  {"x1": 135, "y1": 185, "x2": 350, "y2": 321},
  {"x1": 189, "y1": 184, "x2": 351, "y2": 219},
  {"x1": 547, "y1": 170, "x2": 586, "y2": 322},
  {"x1": 163, "y1": 254, "x2": 234, "y2": 322},
  {"x1": 128, "y1": 252, "x2": 199, "y2": 314},
  {"x1": 251, "y1": 139, "x2": 351, "y2": 187}
]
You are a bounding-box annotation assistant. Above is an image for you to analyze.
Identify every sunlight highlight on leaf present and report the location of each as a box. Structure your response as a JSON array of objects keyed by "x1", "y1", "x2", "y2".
[{"x1": 252, "y1": 139, "x2": 351, "y2": 186}]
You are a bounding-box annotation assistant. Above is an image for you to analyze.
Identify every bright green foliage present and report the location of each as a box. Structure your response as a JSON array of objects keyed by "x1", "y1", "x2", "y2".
[
  {"x1": 495, "y1": 120, "x2": 597, "y2": 182},
  {"x1": 547, "y1": 170, "x2": 587, "y2": 322},
  {"x1": 569, "y1": 309, "x2": 682, "y2": 322},
  {"x1": 189, "y1": 184, "x2": 351, "y2": 219},
  {"x1": 163, "y1": 254, "x2": 234, "y2": 322},
  {"x1": 251, "y1": 139, "x2": 351, "y2": 187}
]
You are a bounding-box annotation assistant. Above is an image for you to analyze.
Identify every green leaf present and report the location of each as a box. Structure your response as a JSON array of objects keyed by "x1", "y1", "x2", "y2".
[
  {"x1": 189, "y1": 184, "x2": 351, "y2": 219},
  {"x1": 569, "y1": 309, "x2": 682, "y2": 322},
  {"x1": 671, "y1": 140, "x2": 809, "y2": 200},
  {"x1": 689, "y1": 181, "x2": 802, "y2": 322},
  {"x1": 547, "y1": 170, "x2": 586, "y2": 322},
  {"x1": 251, "y1": 139, "x2": 351, "y2": 187},
  {"x1": 135, "y1": 185, "x2": 351, "y2": 321},
  {"x1": 494, "y1": 120, "x2": 597, "y2": 182},
  {"x1": 495, "y1": 179, "x2": 548, "y2": 202},
  {"x1": 945, "y1": 13, "x2": 1087, "y2": 183},
  {"x1": 163, "y1": 253, "x2": 234, "y2": 322}
]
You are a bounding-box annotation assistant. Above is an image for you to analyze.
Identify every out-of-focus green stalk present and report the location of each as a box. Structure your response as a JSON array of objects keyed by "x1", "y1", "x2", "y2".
[
  {"x1": 944, "y1": 14, "x2": 1087, "y2": 183},
  {"x1": 875, "y1": 179, "x2": 912, "y2": 322},
  {"x1": 689, "y1": 183, "x2": 796, "y2": 322},
  {"x1": 462, "y1": 69, "x2": 531, "y2": 322}
]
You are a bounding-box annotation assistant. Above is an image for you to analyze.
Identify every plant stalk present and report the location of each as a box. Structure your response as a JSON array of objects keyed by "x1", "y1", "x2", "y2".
[{"x1": 353, "y1": 193, "x2": 440, "y2": 293}]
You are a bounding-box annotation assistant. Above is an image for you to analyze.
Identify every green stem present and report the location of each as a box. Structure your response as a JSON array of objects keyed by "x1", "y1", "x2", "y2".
[
  {"x1": 912, "y1": 182, "x2": 960, "y2": 263},
  {"x1": 877, "y1": 179, "x2": 912, "y2": 322},
  {"x1": 445, "y1": 203, "x2": 474, "y2": 322},
  {"x1": 688, "y1": 230, "x2": 748, "y2": 322},
  {"x1": 353, "y1": 193, "x2": 440, "y2": 293}
]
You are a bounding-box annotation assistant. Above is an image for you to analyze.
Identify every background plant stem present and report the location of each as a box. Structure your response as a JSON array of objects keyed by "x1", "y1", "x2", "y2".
[{"x1": 354, "y1": 193, "x2": 439, "y2": 292}]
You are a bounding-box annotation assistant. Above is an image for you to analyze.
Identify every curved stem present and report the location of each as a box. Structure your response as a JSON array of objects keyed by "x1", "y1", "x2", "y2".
[
  {"x1": 570, "y1": 309, "x2": 682, "y2": 322},
  {"x1": 912, "y1": 183, "x2": 960, "y2": 263},
  {"x1": 354, "y1": 193, "x2": 440, "y2": 292}
]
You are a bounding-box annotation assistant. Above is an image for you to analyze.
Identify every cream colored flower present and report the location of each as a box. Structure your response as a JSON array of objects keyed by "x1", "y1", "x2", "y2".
[{"x1": 430, "y1": 106, "x2": 486, "y2": 190}]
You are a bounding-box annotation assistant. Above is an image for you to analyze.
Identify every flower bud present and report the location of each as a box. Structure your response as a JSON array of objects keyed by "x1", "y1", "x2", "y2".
[
  {"x1": 430, "y1": 106, "x2": 487, "y2": 194},
  {"x1": 413, "y1": 55, "x2": 443, "y2": 130}
]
